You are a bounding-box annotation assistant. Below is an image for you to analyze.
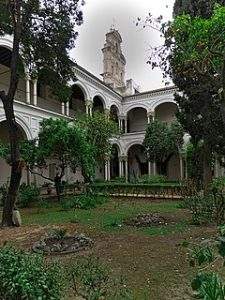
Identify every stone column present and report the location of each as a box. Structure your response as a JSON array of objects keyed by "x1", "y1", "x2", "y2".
[
  {"x1": 25, "y1": 75, "x2": 31, "y2": 104},
  {"x1": 119, "y1": 157, "x2": 124, "y2": 177},
  {"x1": 66, "y1": 101, "x2": 70, "y2": 116},
  {"x1": 85, "y1": 100, "x2": 89, "y2": 116},
  {"x1": 148, "y1": 161, "x2": 151, "y2": 176},
  {"x1": 153, "y1": 162, "x2": 156, "y2": 176},
  {"x1": 89, "y1": 101, "x2": 93, "y2": 117},
  {"x1": 104, "y1": 160, "x2": 110, "y2": 181},
  {"x1": 214, "y1": 157, "x2": 219, "y2": 178},
  {"x1": 180, "y1": 155, "x2": 184, "y2": 181},
  {"x1": 147, "y1": 110, "x2": 155, "y2": 124},
  {"x1": 124, "y1": 117, "x2": 128, "y2": 133},
  {"x1": 107, "y1": 160, "x2": 111, "y2": 181},
  {"x1": 124, "y1": 156, "x2": 128, "y2": 182},
  {"x1": 85, "y1": 100, "x2": 93, "y2": 117},
  {"x1": 61, "y1": 102, "x2": 65, "y2": 115},
  {"x1": 33, "y1": 78, "x2": 38, "y2": 106}
]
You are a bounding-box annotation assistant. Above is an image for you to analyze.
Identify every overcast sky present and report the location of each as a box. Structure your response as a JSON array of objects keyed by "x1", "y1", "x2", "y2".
[{"x1": 71, "y1": 0, "x2": 175, "y2": 92}]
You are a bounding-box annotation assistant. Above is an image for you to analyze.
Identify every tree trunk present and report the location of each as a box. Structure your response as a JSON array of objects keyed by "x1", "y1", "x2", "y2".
[
  {"x1": 0, "y1": 0, "x2": 23, "y2": 226},
  {"x1": 202, "y1": 143, "x2": 213, "y2": 194},
  {"x1": 1, "y1": 99, "x2": 23, "y2": 226}
]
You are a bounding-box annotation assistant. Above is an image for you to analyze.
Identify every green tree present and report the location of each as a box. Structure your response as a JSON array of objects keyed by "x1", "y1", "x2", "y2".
[
  {"x1": 23, "y1": 118, "x2": 95, "y2": 200},
  {"x1": 0, "y1": 0, "x2": 84, "y2": 226},
  {"x1": 173, "y1": 0, "x2": 225, "y2": 18},
  {"x1": 143, "y1": 120, "x2": 184, "y2": 176},
  {"x1": 145, "y1": 4, "x2": 225, "y2": 190},
  {"x1": 77, "y1": 112, "x2": 119, "y2": 168}
]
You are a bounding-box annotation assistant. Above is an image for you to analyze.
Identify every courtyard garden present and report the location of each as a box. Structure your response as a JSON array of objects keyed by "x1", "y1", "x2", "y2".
[
  {"x1": 0, "y1": 193, "x2": 222, "y2": 299},
  {"x1": 2, "y1": 0, "x2": 225, "y2": 299}
]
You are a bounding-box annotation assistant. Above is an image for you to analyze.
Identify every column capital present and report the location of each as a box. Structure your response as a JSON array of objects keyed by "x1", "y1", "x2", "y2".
[
  {"x1": 118, "y1": 115, "x2": 126, "y2": 120},
  {"x1": 119, "y1": 155, "x2": 128, "y2": 162},
  {"x1": 32, "y1": 77, "x2": 38, "y2": 84},
  {"x1": 147, "y1": 109, "x2": 155, "y2": 117},
  {"x1": 25, "y1": 73, "x2": 31, "y2": 80},
  {"x1": 104, "y1": 108, "x2": 110, "y2": 116},
  {"x1": 85, "y1": 100, "x2": 93, "y2": 107}
]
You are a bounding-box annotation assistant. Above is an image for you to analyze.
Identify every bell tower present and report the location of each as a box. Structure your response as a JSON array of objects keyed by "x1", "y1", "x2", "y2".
[{"x1": 101, "y1": 29, "x2": 126, "y2": 89}]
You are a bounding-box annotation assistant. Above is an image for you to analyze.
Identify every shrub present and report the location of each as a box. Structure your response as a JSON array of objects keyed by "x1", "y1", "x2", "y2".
[
  {"x1": 61, "y1": 193, "x2": 108, "y2": 210},
  {"x1": 0, "y1": 246, "x2": 65, "y2": 300},
  {"x1": 18, "y1": 184, "x2": 40, "y2": 208},
  {"x1": 67, "y1": 256, "x2": 133, "y2": 300},
  {"x1": 188, "y1": 226, "x2": 225, "y2": 299},
  {"x1": 137, "y1": 175, "x2": 167, "y2": 184},
  {"x1": 184, "y1": 194, "x2": 214, "y2": 225},
  {"x1": 185, "y1": 177, "x2": 225, "y2": 225}
]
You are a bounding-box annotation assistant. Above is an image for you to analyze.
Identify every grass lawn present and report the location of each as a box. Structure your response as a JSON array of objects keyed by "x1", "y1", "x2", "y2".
[{"x1": 0, "y1": 198, "x2": 217, "y2": 299}]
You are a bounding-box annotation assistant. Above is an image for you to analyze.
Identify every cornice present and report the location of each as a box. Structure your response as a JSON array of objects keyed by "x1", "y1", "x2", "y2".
[
  {"x1": 123, "y1": 86, "x2": 177, "y2": 102},
  {"x1": 73, "y1": 64, "x2": 122, "y2": 101}
]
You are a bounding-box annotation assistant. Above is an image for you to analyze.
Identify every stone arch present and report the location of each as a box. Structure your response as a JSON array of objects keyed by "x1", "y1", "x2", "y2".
[
  {"x1": 0, "y1": 115, "x2": 33, "y2": 140},
  {"x1": 93, "y1": 95, "x2": 106, "y2": 113},
  {"x1": 127, "y1": 143, "x2": 148, "y2": 181},
  {"x1": 125, "y1": 103, "x2": 149, "y2": 115},
  {"x1": 110, "y1": 104, "x2": 119, "y2": 124},
  {"x1": 0, "y1": 36, "x2": 28, "y2": 73},
  {"x1": 110, "y1": 144, "x2": 120, "y2": 179},
  {"x1": 0, "y1": 116, "x2": 32, "y2": 186},
  {"x1": 73, "y1": 81, "x2": 90, "y2": 100},
  {"x1": 70, "y1": 83, "x2": 88, "y2": 117},
  {"x1": 0, "y1": 44, "x2": 26, "y2": 103},
  {"x1": 152, "y1": 98, "x2": 177, "y2": 110},
  {"x1": 154, "y1": 101, "x2": 178, "y2": 123},
  {"x1": 92, "y1": 92, "x2": 107, "y2": 107},
  {"x1": 127, "y1": 107, "x2": 148, "y2": 133}
]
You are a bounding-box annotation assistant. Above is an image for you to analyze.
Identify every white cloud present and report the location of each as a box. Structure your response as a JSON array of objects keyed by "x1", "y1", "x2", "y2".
[{"x1": 71, "y1": 0, "x2": 175, "y2": 91}]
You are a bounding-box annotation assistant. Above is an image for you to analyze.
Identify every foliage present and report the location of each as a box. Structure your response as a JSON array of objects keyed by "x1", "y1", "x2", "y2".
[
  {"x1": 185, "y1": 176, "x2": 225, "y2": 225},
  {"x1": 61, "y1": 193, "x2": 109, "y2": 210},
  {"x1": 77, "y1": 112, "x2": 119, "y2": 165},
  {"x1": 18, "y1": 184, "x2": 40, "y2": 208},
  {"x1": 185, "y1": 141, "x2": 203, "y2": 188},
  {"x1": 47, "y1": 228, "x2": 67, "y2": 240},
  {"x1": 137, "y1": 175, "x2": 167, "y2": 184},
  {"x1": 23, "y1": 118, "x2": 96, "y2": 184},
  {"x1": 184, "y1": 194, "x2": 215, "y2": 225},
  {"x1": 187, "y1": 226, "x2": 225, "y2": 299},
  {"x1": 0, "y1": 246, "x2": 65, "y2": 300},
  {"x1": 173, "y1": 0, "x2": 225, "y2": 18},
  {"x1": 144, "y1": 3, "x2": 225, "y2": 189},
  {"x1": 0, "y1": 0, "x2": 84, "y2": 226},
  {"x1": 67, "y1": 256, "x2": 133, "y2": 300},
  {"x1": 191, "y1": 273, "x2": 225, "y2": 299},
  {"x1": 0, "y1": 0, "x2": 84, "y2": 101},
  {"x1": 143, "y1": 119, "x2": 184, "y2": 175}
]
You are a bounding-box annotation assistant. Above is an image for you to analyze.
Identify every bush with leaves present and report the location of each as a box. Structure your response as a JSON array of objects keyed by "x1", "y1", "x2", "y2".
[
  {"x1": 137, "y1": 175, "x2": 167, "y2": 184},
  {"x1": 0, "y1": 246, "x2": 65, "y2": 300},
  {"x1": 184, "y1": 194, "x2": 215, "y2": 225},
  {"x1": 186, "y1": 226, "x2": 225, "y2": 299},
  {"x1": 185, "y1": 177, "x2": 225, "y2": 225},
  {"x1": 18, "y1": 184, "x2": 40, "y2": 208},
  {"x1": 67, "y1": 256, "x2": 133, "y2": 300},
  {"x1": 61, "y1": 193, "x2": 108, "y2": 210}
]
